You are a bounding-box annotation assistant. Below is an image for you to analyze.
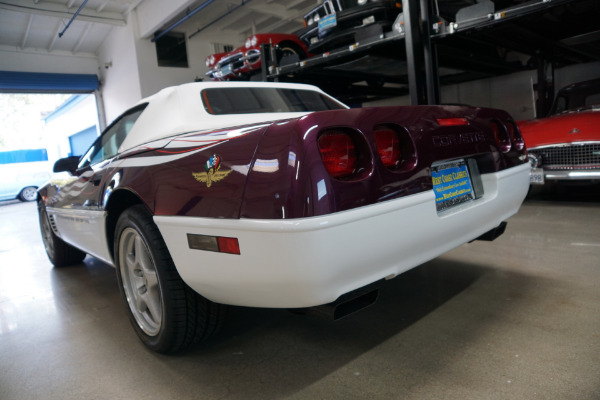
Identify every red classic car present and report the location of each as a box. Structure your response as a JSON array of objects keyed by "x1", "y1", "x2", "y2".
[
  {"x1": 204, "y1": 51, "x2": 227, "y2": 77},
  {"x1": 518, "y1": 79, "x2": 600, "y2": 185},
  {"x1": 205, "y1": 33, "x2": 310, "y2": 80},
  {"x1": 38, "y1": 82, "x2": 530, "y2": 353}
]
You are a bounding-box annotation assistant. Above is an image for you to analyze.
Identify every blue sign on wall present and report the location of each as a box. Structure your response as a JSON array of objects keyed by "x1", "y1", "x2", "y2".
[{"x1": 0, "y1": 149, "x2": 48, "y2": 165}]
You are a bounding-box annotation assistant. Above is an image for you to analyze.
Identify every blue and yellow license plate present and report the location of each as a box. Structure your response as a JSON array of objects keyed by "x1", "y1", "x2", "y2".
[
  {"x1": 319, "y1": 14, "x2": 337, "y2": 32},
  {"x1": 432, "y1": 159, "x2": 475, "y2": 212}
]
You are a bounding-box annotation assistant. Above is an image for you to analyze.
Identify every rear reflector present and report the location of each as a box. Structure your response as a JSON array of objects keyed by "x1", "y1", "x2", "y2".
[
  {"x1": 187, "y1": 234, "x2": 240, "y2": 255},
  {"x1": 217, "y1": 237, "x2": 241, "y2": 255},
  {"x1": 318, "y1": 132, "x2": 357, "y2": 178},
  {"x1": 374, "y1": 128, "x2": 401, "y2": 167},
  {"x1": 436, "y1": 117, "x2": 469, "y2": 126}
]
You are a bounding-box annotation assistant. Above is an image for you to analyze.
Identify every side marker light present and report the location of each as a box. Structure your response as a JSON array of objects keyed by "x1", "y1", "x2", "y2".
[{"x1": 187, "y1": 234, "x2": 240, "y2": 255}]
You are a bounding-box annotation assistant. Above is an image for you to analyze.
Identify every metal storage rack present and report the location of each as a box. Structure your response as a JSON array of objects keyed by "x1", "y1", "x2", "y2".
[{"x1": 258, "y1": 0, "x2": 599, "y2": 113}]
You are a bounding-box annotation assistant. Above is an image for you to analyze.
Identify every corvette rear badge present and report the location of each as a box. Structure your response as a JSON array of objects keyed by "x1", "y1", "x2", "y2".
[{"x1": 192, "y1": 154, "x2": 232, "y2": 187}]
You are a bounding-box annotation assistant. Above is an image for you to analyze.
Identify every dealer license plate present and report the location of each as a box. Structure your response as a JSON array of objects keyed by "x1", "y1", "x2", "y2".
[
  {"x1": 319, "y1": 14, "x2": 337, "y2": 32},
  {"x1": 530, "y1": 168, "x2": 544, "y2": 184},
  {"x1": 432, "y1": 159, "x2": 475, "y2": 212}
]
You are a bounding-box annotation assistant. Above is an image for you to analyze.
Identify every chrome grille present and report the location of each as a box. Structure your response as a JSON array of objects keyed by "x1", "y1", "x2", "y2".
[{"x1": 530, "y1": 143, "x2": 600, "y2": 170}]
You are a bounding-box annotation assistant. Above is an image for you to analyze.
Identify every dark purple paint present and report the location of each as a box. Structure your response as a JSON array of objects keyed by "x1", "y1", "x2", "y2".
[{"x1": 40, "y1": 105, "x2": 527, "y2": 222}]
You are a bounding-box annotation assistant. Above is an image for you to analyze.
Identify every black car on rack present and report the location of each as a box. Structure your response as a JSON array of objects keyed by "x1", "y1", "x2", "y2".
[{"x1": 299, "y1": 0, "x2": 403, "y2": 54}]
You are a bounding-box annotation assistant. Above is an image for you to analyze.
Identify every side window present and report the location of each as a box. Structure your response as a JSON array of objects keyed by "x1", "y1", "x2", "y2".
[
  {"x1": 584, "y1": 93, "x2": 600, "y2": 107},
  {"x1": 553, "y1": 96, "x2": 567, "y2": 115},
  {"x1": 78, "y1": 105, "x2": 147, "y2": 169}
]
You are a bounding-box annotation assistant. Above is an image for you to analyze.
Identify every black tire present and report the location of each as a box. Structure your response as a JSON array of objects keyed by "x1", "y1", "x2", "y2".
[
  {"x1": 19, "y1": 186, "x2": 38, "y2": 202},
  {"x1": 114, "y1": 205, "x2": 226, "y2": 353},
  {"x1": 277, "y1": 42, "x2": 306, "y2": 65},
  {"x1": 38, "y1": 202, "x2": 87, "y2": 267}
]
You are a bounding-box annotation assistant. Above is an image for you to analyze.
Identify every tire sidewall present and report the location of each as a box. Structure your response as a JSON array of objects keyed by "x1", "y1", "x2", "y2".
[
  {"x1": 38, "y1": 201, "x2": 86, "y2": 267},
  {"x1": 38, "y1": 203, "x2": 56, "y2": 261},
  {"x1": 20, "y1": 186, "x2": 38, "y2": 202},
  {"x1": 114, "y1": 206, "x2": 178, "y2": 352},
  {"x1": 277, "y1": 43, "x2": 305, "y2": 63}
]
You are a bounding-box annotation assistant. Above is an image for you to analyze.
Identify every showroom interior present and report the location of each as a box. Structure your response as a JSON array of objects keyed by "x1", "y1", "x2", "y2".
[{"x1": 0, "y1": 0, "x2": 599, "y2": 399}]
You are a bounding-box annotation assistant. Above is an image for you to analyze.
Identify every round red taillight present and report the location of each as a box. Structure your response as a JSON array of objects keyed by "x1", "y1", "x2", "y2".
[
  {"x1": 374, "y1": 128, "x2": 401, "y2": 168},
  {"x1": 372, "y1": 124, "x2": 417, "y2": 172},
  {"x1": 506, "y1": 120, "x2": 525, "y2": 151},
  {"x1": 318, "y1": 132, "x2": 357, "y2": 178},
  {"x1": 491, "y1": 120, "x2": 511, "y2": 153}
]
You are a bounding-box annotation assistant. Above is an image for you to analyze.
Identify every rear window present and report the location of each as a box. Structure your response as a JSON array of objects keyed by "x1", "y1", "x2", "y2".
[
  {"x1": 201, "y1": 87, "x2": 345, "y2": 115},
  {"x1": 551, "y1": 81, "x2": 600, "y2": 115}
]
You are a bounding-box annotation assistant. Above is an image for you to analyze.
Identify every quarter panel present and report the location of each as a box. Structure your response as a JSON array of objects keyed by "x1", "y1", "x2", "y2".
[{"x1": 115, "y1": 124, "x2": 269, "y2": 218}]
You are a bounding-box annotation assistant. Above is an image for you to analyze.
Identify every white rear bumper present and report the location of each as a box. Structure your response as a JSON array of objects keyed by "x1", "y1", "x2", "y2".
[{"x1": 155, "y1": 163, "x2": 530, "y2": 308}]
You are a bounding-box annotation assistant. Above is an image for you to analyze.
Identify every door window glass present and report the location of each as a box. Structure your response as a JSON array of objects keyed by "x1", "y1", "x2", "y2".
[{"x1": 78, "y1": 104, "x2": 147, "y2": 169}]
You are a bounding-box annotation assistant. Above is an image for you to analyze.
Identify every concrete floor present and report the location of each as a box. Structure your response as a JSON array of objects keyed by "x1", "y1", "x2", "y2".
[{"x1": 0, "y1": 187, "x2": 599, "y2": 400}]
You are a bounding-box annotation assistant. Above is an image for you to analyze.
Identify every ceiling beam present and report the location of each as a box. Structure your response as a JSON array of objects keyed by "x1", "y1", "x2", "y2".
[
  {"x1": 73, "y1": 22, "x2": 92, "y2": 53},
  {"x1": 0, "y1": 0, "x2": 126, "y2": 26},
  {"x1": 96, "y1": 0, "x2": 110, "y2": 13},
  {"x1": 20, "y1": 14, "x2": 34, "y2": 49},
  {"x1": 244, "y1": 1, "x2": 313, "y2": 22},
  {"x1": 48, "y1": 21, "x2": 63, "y2": 51},
  {"x1": 253, "y1": 17, "x2": 303, "y2": 35}
]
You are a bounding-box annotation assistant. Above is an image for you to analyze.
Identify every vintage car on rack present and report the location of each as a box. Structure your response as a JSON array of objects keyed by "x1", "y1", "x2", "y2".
[
  {"x1": 299, "y1": 0, "x2": 403, "y2": 54},
  {"x1": 38, "y1": 81, "x2": 530, "y2": 353},
  {"x1": 205, "y1": 33, "x2": 310, "y2": 81},
  {"x1": 204, "y1": 51, "x2": 228, "y2": 79},
  {"x1": 518, "y1": 79, "x2": 600, "y2": 185}
]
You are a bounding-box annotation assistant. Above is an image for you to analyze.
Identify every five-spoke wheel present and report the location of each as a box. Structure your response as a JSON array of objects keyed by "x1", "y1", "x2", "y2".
[
  {"x1": 114, "y1": 205, "x2": 226, "y2": 353},
  {"x1": 118, "y1": 227, "x2": 163, "y2": 336}
]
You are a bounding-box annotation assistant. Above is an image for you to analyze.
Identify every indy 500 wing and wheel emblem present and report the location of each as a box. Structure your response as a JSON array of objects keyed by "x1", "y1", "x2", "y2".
[
  {"x1": 192, "y1": 154, "x2": 232, "y2": 187},
  {"x1": 37, "y1": 81, "x2": 531, "y2": 353}
]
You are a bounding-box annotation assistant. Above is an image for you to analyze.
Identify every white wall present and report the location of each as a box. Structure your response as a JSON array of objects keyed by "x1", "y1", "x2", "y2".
[
  {"x1": 134, "y1": 29, "x2": 203, "y2": 98},
  {"x1": 133, "y1": 13, "x2": 241, "y2": 98},
  {"x1": 554, "y1": 61, "x2": 600, "y2": 93},
  {"x1": 97, "y1": 21, "x2": 143, "y2": 125},
  {"x1": 440, "y1": 70, "x2": 536, "y2": 120},
  {"x1": 364, "y1": 60, "x2": 600, "y2": 121},
  {"x1": 44, "y1": 95, "x2": 100, "y2": 164},
  {"x1": 0, "y1": 45, "x2": 98, "y2": 75},
  {"x1": 135, "y1": 0, "x2": 195, "y2": 39},
  {"x1": 96, "y1": 10, "x2": 242, "y2": 120}
]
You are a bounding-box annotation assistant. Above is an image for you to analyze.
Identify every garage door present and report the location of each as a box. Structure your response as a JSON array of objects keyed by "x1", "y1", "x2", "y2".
[{"x1": 0, "y1": 71, "x2": 98, "y2": 93}]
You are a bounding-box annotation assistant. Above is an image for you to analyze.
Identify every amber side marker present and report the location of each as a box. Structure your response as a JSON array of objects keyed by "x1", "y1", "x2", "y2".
[{"x1": 187, "y1": 234, "x2": 240, "y2": 255}]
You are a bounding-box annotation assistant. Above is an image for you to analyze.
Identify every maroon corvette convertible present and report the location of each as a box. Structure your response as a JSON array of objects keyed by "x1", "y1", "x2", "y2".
[{"x1": 38, "y1": 82, "x2": 530, "y2": 353}]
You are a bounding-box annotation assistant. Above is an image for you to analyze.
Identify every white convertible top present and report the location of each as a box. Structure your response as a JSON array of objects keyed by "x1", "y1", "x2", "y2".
[{"x1": 118, "y1": 81, "x2": 347, "y2": 153}]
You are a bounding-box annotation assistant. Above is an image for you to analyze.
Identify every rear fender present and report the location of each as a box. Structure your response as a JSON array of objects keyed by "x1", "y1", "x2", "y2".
[{"x1": 116, "y1": 124, "x2": 270, "y2": 219}]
